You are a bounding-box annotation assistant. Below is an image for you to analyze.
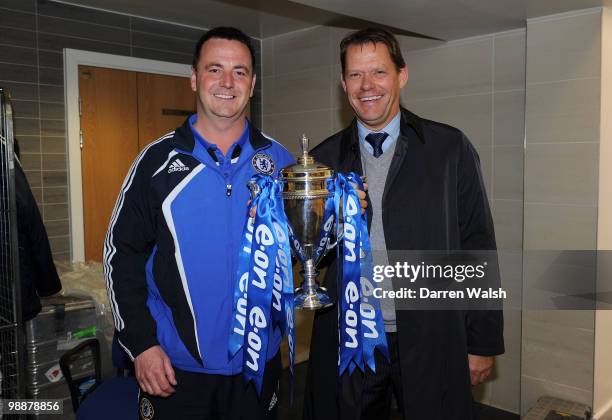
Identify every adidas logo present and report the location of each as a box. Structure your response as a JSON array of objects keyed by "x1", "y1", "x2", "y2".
[{"x1": 168, "y1": 158, "x2": 190, "y2": 173}]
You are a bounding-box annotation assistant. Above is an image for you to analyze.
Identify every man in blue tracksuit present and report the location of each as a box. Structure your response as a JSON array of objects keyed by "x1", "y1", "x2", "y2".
[{"x1": 104, "y1": 27, "x2": 294, "y2": 419}]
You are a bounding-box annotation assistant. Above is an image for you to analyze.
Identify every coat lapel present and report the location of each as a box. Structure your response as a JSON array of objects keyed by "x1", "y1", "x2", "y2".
[
  {"x1": 382, "y1": 134, "x2": 409, "y2": 207},
  {"x1": 338, "y1": 120, "x2": 360, "y2": 174},
  {"x1": 337, "y1": 110, "x2": 426, "y2": 231},
  {"x1": 382, "y1": 109, "x2": 426, "y2": 214}
]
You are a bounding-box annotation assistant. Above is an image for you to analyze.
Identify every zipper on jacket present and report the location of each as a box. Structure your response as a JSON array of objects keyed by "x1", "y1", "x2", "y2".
[
  {"x1": 224, "y1": 168, "x2": 231, "y2": 197},
  {"x1": 205, "y1": 145, "x2": 234, "y2": 197}
]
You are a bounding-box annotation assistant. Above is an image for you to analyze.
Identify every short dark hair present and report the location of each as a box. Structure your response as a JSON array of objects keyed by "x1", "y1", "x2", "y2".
[
  {"x1": 192, "y1": 26, "x2": 256, "y2": 71},
  {"x1": 340, "y1": 28, "x2": 406, "y2": 75}
]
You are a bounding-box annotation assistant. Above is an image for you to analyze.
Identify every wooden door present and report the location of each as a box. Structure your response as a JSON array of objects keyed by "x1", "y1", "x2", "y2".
[
  {"x1": 137, "y1": 73, "x2": 195, "y2": 149},
  {"x1": 80, "y1": 66, "x2": 193, "y2": 262},
  {"x1": 79, "y1": 66, "x2": 139, "y2": 262}
]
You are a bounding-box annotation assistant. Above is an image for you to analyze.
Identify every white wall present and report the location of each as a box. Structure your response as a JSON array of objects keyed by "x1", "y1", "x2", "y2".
[{"x1": 522, "y1": 8, "x2": 603, "y2": 414}]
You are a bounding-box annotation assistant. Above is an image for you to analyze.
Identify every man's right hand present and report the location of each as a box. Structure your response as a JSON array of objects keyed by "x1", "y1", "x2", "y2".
[{"x1": 134, "y1": 345, "x2": 177, "y2": 397}]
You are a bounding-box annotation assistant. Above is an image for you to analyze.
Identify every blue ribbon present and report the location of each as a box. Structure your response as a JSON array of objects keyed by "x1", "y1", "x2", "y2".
[
  {"x1": 336, "y1": 173, "x2": 389, "y2": 376},
  {"x1": 229, "y1": 174, "x2": 295, "y2": 394},
  {"x1": 312, "y1": 182, "x2": 337, "y2": 263},
  {"x1": 230, "y1": 171, "x2": 387, "y2": 392}
]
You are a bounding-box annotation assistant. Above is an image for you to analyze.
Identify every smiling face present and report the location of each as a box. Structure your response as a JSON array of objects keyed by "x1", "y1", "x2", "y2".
[
  {"x1": 190, "y1": 38, "x2": 256, "y2": 124},
  {"x1": 341, "y1": 42, "x2": 408, "y2": 131}
]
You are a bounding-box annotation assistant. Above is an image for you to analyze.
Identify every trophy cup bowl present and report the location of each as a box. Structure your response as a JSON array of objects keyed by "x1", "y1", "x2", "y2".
[{"x1": 280, "y1": 135, "x2": 337, "y2": 310}]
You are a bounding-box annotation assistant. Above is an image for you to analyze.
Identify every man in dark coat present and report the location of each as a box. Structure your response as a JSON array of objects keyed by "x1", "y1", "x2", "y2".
[{"x1": 303, "y1": 28, "x2": 504, "y2": 420}]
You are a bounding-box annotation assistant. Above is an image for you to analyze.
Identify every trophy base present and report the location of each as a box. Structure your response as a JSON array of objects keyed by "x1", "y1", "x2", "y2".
[{"x1": 294, "y1": 286, "x2": 333, "y2": 310}]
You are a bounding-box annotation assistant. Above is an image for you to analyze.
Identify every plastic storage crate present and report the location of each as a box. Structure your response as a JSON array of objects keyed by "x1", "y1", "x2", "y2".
[
  {"x1": 524, "y1": 396, "x2": 592, "y2": 420},
  {"x1": 25, "y1": 295, "x2": 100, "y2": 420}
]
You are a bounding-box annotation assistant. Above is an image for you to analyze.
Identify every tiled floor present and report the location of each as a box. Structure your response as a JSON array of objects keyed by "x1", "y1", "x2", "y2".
[
  {"x1": 278, "y1": 362, "x2": 519, "y2": 420},
  {"x1": 474, "y1": 403, "x2": 520, "y2": 420}
]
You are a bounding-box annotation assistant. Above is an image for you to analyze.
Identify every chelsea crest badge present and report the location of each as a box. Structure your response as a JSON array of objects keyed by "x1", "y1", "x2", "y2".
[
  {"x1": 252, "y1": 153, "x2": 275, "y2": 175},
  {"x1": 139, "y1": 397, "x2": 154, "y2": 419}
]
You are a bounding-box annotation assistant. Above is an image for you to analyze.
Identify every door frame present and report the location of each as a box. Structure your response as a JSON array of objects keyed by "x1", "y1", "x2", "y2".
[{"x1": 64, "y1": 48, "x2": 191, "y2": 261}]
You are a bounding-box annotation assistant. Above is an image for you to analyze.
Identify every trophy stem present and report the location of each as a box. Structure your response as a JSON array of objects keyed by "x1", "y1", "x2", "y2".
[{"x1": 295, "y1": 259, "x2": 333, "y2": 310}]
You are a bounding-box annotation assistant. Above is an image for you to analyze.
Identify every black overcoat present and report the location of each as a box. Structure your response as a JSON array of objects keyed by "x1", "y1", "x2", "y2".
[
  {"x1": 303, "y1": 108, "x2": 505, "y2": 420},
  {"x1": 16, "y1": 159, "x2": 62, "y2": 321}
]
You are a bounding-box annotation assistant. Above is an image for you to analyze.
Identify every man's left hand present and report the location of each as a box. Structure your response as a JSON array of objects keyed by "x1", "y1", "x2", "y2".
[{"x1": 468, "y1": 354, "x2": 494, "y2": 385}]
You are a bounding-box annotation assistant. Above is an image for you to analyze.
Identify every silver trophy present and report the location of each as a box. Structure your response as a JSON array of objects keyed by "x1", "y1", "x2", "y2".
[
  {"x1": 247, "y1": 135, "x2": 340, "y2": 309},
  {"x1": 279, "y1": 135, "x2": 339, "y2": 310}
]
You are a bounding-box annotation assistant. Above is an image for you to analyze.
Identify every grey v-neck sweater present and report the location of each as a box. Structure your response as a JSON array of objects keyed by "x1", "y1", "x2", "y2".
[{"x1": 360, "y1": 140, "x2": 397, "y2": 332}]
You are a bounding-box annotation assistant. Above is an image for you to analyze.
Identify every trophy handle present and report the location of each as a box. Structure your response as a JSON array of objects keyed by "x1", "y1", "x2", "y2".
[
  {"x1": 317, "y1": 222, "x2": 344, "y2": 262},
  {"x1": 318, "y1": 176, "x2": 364, "y2": 258},
  {"x1": 247, "y1": 180, "x2": 260, "y2": 199},
  {"x1": 329, "y1": 223, "x2": 345, "y2": 249}
]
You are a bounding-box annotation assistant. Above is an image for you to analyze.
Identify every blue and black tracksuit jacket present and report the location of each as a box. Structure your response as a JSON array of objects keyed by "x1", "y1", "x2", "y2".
[{"x1": 104, "y1": 117, "x2": 294, "y2": 375}]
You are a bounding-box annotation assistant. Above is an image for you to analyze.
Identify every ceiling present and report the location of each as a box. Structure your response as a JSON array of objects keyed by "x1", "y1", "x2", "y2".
[
  {"x1": 289, "y1": 0, "x2": 612, "y2": 40},
  {"x1": 57, "y1": 0, "x2": 612, "y2": 40},
  {"x1": 55, "y1": 0, "x2": 433, "y2": 39}
]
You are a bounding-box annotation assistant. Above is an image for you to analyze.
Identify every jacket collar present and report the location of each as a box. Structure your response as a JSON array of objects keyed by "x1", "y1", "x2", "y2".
[
  {"x1": 338, "y1": 107, "x2": 425, "y2": 170},
  {"x1": 172, "y1": 117, "x2": 272, "y2": 153},
  {"x1": 248, "y1": 121, "x2": 273, "y2": 150},
  {"x1": 342, "y1": 107, "x2": 424, "y2": 147},
  {"x1": 399, "y1": 107, "x2": 425, "y2": 143}
]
